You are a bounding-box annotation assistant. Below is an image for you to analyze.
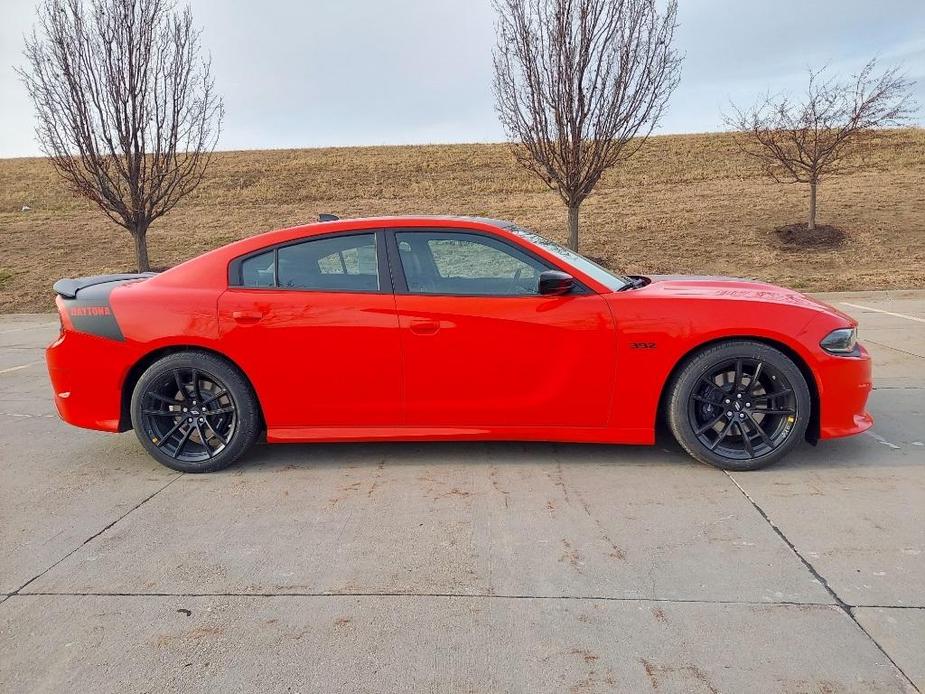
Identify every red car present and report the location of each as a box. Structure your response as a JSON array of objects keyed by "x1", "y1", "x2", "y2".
[{"x1": 46, "y1": 216, "x2": 872, "y2": 473}]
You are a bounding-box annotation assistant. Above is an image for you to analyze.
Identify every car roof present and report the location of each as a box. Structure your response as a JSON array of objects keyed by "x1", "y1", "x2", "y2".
[
  {"x1": 147, "y1": 216, "x2": 518, "y2": 287},
  {"x1": 222, "y1": 215, "x2": 522, "y2": 255},
  {"x1": 223, "y1": 215, "x2": 520, "y2": 251},
  {"x1": 143, "y1": 214, "x2": 613, "y2": 295},
  {"x1": 290, "y1": 215, "x2": 515, "y2": 232}
]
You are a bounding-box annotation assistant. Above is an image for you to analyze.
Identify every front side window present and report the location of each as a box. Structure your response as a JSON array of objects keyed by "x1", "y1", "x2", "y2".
[
  {"x1": 396, "y1": 231, "x2": 548, "y2": 296},
  {"x1": 238, "y1": 233, "x2": 379, "y2": 291}
]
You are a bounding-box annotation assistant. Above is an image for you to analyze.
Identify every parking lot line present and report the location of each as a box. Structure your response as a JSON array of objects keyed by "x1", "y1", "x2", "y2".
[
  {"x1": 864, "y1": 430, "x2": 902, "y2": 450},
  {"x1": 842, "y1": 302, "x2": 925, "y2": 323},
  {"x1": 0, "y1": 321, "x2": 58, "y2": 335},
  {"x1": 0, "y1": 363, "x2": 38, "y2": 375}
]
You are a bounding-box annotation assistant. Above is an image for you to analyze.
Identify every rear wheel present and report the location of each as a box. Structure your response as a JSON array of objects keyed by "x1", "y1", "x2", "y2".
[
  {"x1": 130, "y1": 351, "x2": 260, "y2": 473},
  {"x1": 667, "y1": 341, "x2": 811, "y2": 471}
]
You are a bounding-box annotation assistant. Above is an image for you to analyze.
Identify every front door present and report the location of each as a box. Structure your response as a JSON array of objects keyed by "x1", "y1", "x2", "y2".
[
  {"x1": 218, "y1": 231, "x2": 402, "y2": 428},
  {"x1": 390, "y1": 229, "x2": 616, "y2": 428}
]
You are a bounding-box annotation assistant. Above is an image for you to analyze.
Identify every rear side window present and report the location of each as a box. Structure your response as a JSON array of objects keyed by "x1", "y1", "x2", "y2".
[
  {"x1": 235, "y1": 233, "x2": 381, "y2": 292},
  {"x1": 241, "y1": 250, "x2": 275, "y2": 288},
  {"x1": 278, "y1": 234, "x2": 378, "y2": 290}
]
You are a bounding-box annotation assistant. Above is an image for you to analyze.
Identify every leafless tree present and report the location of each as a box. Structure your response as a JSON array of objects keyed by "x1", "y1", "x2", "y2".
[
  {"x1": 493, "y1": 0, "x2": 681, "y2": 250},
  {"x1": 726, "y1": 60, "x2": 914, "y2": 232},
  {"x1": 19, "y1": 0, "x2": 223, "y2": 272}
]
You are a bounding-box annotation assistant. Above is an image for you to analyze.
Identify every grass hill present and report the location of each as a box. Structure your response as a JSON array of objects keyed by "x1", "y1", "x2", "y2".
[{"x1": 1, "y1": 128, "x2": 923, "y2": 312}]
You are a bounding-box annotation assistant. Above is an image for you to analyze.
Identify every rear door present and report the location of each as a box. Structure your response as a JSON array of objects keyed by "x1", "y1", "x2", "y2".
[
  {"x1": 389, "y1": 228, "x2": 616, "y2": 428},
  {"x1": 218, "y1": 230, "x2": 402, "y2": 428}
]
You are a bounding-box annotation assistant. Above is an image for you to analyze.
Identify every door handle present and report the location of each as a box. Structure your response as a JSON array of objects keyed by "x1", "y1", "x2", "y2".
[
  {"x1": 409, "y1": 319, "x2": 440, "y2": 335},
  {"x1": 232, "y1": 310, "x2": 263, "y2": 324}
]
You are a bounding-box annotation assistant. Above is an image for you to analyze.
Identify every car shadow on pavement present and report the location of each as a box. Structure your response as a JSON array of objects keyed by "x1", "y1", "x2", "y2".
[
  {"x1": 216, "y1": 430, "x2": 912, "y2": 475},
  {"x1": 767, "y1": 435, "x2": 921, "y2": 472},
  {"x1": 229, "y1": 437, "x2": 699, "y2": 473}
]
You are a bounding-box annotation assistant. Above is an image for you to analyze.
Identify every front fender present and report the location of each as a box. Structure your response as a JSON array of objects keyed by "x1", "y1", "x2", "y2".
[{"x1": 606, "y1": 297, "x2": 830, "y2": 435}]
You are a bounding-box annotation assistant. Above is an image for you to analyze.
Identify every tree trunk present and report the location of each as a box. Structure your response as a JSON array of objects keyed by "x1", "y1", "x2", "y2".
[
  {"x1": 132, "y1": 225, "x2": 151, "y2": 272},
  {"x1": 567, "y1": 205, "x2": 580, "y2": 251},
  {"x1": 808, "y1": 180, "x2": 817, "y2": 231}
]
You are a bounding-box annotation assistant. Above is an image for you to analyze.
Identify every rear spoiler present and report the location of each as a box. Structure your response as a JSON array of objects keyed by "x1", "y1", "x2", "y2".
[{"x1": 53, "y1": 273, "x2": 157, "y2": 299}]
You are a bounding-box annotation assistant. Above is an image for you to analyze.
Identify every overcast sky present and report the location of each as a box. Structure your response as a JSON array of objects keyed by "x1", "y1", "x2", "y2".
[{"x1": 1, "y1": 0, "x2": 923, "y2": 157}]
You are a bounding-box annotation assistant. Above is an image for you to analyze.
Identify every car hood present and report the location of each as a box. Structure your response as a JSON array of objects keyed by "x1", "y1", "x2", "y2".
[{"x1": 633, "y1": 275, "x2": 856, "y2": 324}]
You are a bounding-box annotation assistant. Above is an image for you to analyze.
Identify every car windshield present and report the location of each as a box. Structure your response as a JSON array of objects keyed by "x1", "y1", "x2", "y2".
[{"x1": 508, "y1": 225, "x2": 633, "y2": 291}]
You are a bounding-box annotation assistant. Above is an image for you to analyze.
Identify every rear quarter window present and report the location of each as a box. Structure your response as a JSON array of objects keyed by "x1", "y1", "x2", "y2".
[{"x1": 240, "y1": 251, "x2": 275, "y2": 288}]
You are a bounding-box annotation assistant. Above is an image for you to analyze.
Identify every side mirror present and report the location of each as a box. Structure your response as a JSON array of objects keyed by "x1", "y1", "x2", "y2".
[{"x1": 538, "y1": 270, "x2": 575, "y2": 296}]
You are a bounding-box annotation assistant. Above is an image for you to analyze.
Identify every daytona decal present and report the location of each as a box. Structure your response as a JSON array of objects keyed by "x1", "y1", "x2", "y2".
[
  {"x1": 67, "y1": 306, "x2": 112, "y2": 317},
  {"x1": 58, "y1": 279, "x2": 128, "y2": 341}
]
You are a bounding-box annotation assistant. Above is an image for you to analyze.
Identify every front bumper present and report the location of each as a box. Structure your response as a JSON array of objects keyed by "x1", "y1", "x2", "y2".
[
  {"x1": 816, "y1": 343, "x2": 873, "y2": 439},
  {"x1": 46, "y1": 330, "x2": 130, "y2": 432}
]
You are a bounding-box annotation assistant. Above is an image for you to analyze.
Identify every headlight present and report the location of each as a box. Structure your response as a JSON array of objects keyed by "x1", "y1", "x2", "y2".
[{"x1": 820, "y1": 327, "x2": 858, "y2": 354}]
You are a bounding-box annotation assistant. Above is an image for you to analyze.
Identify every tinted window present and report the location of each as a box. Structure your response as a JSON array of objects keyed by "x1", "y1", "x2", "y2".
[
  {"x1": 241, "y1": 250, "x2": 275, "y2": 288},
  {"x1": 277, "y1": 234, "x2": 379, "y2": 291},
  {"x1": 396, "y1": 231, "x2": 548, "y2": 296}
]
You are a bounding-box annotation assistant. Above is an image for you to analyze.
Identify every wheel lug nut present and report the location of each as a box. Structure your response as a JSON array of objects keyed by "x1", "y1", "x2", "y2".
[
  {"x1": 724, "y1": 399, "x2": 730, "y2": 404},
  {"x1": 199, "y1": 418, "x2": 204, "y2": 423},
  {"x1": 187, "y1": 418, "x2": 192, "y2": 423},
  {"x1": 739, "y1": 413, "x2": 745, "y2": 419},
  {"x1": 727, "y1": 411, "x2": 733, "y2": 417},
  {"x1": 745, "y1": 403, "x2": 751, "y2": 407},
  {"x1": 737, "y1": 394, "x2": 742, "y2": 399}
]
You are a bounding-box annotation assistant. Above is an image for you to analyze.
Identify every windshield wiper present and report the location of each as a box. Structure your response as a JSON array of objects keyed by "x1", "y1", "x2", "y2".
[{"x1": 616, "y1": 276, "x2": 646, "y2": 291}]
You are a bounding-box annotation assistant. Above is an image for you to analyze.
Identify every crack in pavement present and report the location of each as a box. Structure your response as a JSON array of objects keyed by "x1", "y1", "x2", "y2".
[
  {"x1": 725, "y1": 471, "x2": 921, "y2": 693},
  {"x1": 4, "y1": 591, "x2": 924, "y2": 610},
  {"x1": 864, "y1": 339, "x2": 925, "y2": 361},
  {"x1": 0, "y1": 472, "x2": 183, "y2": 605}
]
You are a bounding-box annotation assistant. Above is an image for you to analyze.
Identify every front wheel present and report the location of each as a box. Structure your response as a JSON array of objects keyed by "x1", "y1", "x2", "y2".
[
  {"x1": 130, "y1": 351, "x2": 261, "y2": 473},
  {"x1": 667, "y1": 341, "x2": 811, "y2": 471}
]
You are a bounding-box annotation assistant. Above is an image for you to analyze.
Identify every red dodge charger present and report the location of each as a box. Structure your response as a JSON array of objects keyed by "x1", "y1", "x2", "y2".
[{"x1": 46, "y1": 216, "x2": 872, "y2": 473}]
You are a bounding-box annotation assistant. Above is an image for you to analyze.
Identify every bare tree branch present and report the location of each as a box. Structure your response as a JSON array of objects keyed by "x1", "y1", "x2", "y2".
[
  {"x1": 18, "y1": 0, "x2": 223, "y2": 271},
  {"x1": 493, "y1": 0, "x2": 681, "y2": 249},
  {"x1": 724, "y1": 59, "x2": 914, "y2": 231}
]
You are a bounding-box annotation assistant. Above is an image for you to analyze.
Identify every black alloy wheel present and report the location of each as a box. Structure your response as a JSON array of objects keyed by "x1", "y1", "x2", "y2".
[
  {"x1": 689, "y1": 357, "x2": 796, "y2": 460},
  {"x1": 131, "y1": 351, "x2": 260, "y2": 472},
  {"x1": 139, "y1": 367, "x2": 236, "y2": 463},
  {"x1": 668, "y1": 341, "x2": 811, "y2": 470}
]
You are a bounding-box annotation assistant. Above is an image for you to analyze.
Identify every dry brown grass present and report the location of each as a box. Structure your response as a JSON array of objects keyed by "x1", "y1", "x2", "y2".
[{"x1": 1, "y1": 128, "x2": 923, "y2": 312}]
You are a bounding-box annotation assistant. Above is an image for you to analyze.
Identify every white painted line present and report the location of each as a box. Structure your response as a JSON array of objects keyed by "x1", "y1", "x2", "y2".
[
  {"x1": 0, "y1": 321, "x2": 58, "y2": 335},
  {"x1": 0, "y1": 362, "x2": 38, "y2": 375},
  {"x1": 842, "y1": 303, "x2": 925, "y2": 324},
  {"x1": 865, "y1": 431, "x2": 901, "y2": 450}
]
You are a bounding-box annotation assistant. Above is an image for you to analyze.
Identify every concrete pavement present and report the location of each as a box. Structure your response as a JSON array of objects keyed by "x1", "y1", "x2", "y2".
[{"x1": 1, "y1": 290, "x2": 922, "y2": 693}]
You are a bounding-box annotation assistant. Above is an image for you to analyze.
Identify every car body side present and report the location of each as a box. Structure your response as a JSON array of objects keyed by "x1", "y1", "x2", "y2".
[{"x1": 46, "y1": 216, "x2": 872, "y2": 444}]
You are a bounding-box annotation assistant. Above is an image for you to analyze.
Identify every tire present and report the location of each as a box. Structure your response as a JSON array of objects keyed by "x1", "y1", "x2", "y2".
[
  {"x1": 130, "y1": 351, "x2": 261, "y2": 473},
  {"x1": 667, "y1": 341, "x2": 811, "y2": 471}
]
